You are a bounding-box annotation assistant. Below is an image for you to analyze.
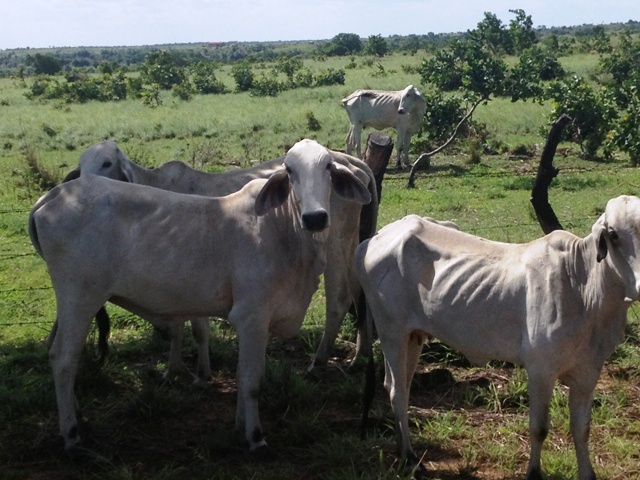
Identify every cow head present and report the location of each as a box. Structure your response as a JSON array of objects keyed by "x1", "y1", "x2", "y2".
[
  {"x1": 398, "y1": 85, "x2": 427, "y2": 117},
  {"x1": 254, "y1": 139, "x2": 371, "y2": 231},
  {"x1": 593, "y1": 195, "x2": 640, "y2": 301},
  {"x1": 78, "y1": 140, "x2": 133, "y2": 182}
]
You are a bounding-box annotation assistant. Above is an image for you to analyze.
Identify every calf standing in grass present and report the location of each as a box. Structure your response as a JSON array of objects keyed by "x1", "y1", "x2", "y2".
[
  {"x1": 30, "y1": 139, "x2": 372, "y2": 456},
  {"x1": 357, "y1": 196, "x2": 640, "y2": 480}
]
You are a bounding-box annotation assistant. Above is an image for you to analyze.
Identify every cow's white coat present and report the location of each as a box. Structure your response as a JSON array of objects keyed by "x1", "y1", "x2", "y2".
[{"x1": 356, "y1": 197, "x2": 640, "y2": 480}]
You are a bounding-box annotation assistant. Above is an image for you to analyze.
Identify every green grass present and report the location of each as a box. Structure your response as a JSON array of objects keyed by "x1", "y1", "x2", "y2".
[{"x1": 1, "y1": 50, "x2": 640, "y2": 479}]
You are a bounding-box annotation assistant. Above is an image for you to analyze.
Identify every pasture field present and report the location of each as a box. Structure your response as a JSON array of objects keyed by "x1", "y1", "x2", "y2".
[{"x1": 1, "y1": 51, "x2": 640, "y2": 479}]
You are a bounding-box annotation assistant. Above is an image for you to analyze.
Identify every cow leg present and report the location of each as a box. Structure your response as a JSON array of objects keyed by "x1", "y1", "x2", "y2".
[
  {"x1": 566, "y1": 371, "x2": 599, "y2": 480},
  {"x1": 191, "y1": 317, "x2": 212, "y2": 385},
  {"x1": 232, "y1": 309, "x2": 269, "y2": 452},
  {"x1": 345, "y1": 126, "x2": 355, "y2": 156},
  {"x1": 381, "y1": 332, "x2": 416, "y2": 461},
  {"x1": 309, "y1": 258, "x2": 354, "y2": 370},
  {"x1": 49, "y1": 305, "x2": 95, "y2": 455},
  {"x1": 405, "y1": 332, "x2": 424, "y2": 391},
  {"x1": 524, "y1": 370, "x2": 556, "y2": 480},
  {"x1": 353, "y1": 125, "x2": 363, "y2": 158},
  {"x1": 395, "y1": 134, "x2": 405, "y2": 169},
  {"x1": 163, "y1": 320, "x2": 186, "y2": 380}
]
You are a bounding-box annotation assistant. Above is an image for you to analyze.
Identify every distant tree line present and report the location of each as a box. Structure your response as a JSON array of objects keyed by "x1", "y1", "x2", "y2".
[
  {"x1": 2, "y1": 19, "x2": 639, "y2": 78},
  {"x1": 6, "y1": 12, "x2": 640, "y2": 163}
]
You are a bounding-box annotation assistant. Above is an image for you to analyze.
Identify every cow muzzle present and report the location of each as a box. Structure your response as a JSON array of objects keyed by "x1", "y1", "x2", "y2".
[
  {"x1": 398, "y1": 108, "x2": 405, "y2": 115},
  {"x1": 302, "y1": 210, "x2": 329, "y2": 232}
]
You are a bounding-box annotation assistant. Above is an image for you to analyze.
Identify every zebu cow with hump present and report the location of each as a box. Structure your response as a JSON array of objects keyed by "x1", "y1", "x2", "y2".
[
  {"x1": 30, "y1": 139, "x2": 372, "y2": 455},
  {"x1": 60, "y1": 140, "x2": 378, "y2": 381},
  {"x1": 342, "y1": 84, "x2": 426, "y2": 169},
  {"x1": 357, "y1": 198, "x2": 640, "y2": 480}
]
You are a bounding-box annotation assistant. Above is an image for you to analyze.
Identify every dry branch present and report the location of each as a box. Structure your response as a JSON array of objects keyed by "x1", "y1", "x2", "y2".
[
  {"x1": 530, "y1": 114, "x2": 572, "y2": 234},
  {"x1": 407, "y1": 95, "x2": 488, "y2": 189}
]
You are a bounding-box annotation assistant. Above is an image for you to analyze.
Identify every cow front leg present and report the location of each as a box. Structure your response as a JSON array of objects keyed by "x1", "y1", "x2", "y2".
[
  {"x1": 567, "y1": 371, "x2": 599, "y2": 480},
  {"x1": 233, "y1": 313, "x2": 269, "y2": 452},
  {"x1": 524, "y1": 370, "x2": 556, "y2": 480},
  {"x1": 353, "y1": 125, "x2": 363, "y2": 158}
]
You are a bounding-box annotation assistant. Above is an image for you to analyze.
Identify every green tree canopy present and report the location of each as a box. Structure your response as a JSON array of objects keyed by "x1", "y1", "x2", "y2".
[
  {"x1": 323, "y1": 33, "x2": 363, "y2": 56},
  {"x1": 364, "y1": 35, "x2": 388, "y2": 57}
]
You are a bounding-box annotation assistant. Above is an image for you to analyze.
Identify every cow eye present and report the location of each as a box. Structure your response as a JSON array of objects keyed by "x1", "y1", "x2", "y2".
[
  {"x1": 102, "y1": 161, "x2": 112, "y2": 169},
  {"x1": 326, "y1": 162, "x2": 332, "y2": 170},
  {"x1": 609, "y1": 229, "x2": 619, "y2": 241}
]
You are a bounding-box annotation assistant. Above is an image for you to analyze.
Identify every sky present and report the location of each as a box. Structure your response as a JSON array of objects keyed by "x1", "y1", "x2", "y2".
[{"x1": 3, "y1": 0, "x2": 640, "y2": 50}]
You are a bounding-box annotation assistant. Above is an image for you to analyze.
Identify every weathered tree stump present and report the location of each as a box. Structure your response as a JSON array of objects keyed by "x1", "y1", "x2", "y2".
[
  {"x1": 359, "y1": 132, "x2": 393, "y2": 242},
  {"x1": 530, "y1": 114, "x2": 572, "y2": 234},
  {"x1": 362, "y1": 132, "x2": 393, "y2": 203}
]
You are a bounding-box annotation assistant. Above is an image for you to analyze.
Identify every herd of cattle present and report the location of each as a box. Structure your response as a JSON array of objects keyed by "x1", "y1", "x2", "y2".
[{"x1": 27, "y1": 85, "x2": 640, "y2": 480}]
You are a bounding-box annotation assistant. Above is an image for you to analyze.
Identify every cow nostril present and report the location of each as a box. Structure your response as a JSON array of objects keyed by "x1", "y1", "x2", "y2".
[
  {"x1": 398, "y1": 108, "x2": 405, "y2": 114},
  {"x1": 302, "y1": 211, "x2": 328, "y2": 232}
]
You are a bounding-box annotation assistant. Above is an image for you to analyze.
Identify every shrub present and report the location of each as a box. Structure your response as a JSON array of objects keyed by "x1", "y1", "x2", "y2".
[
  {"x1": 250, "y1": 74, "x2": 283, "y2": 97},
  {"x1": 313, "y1": 68, "x2": 345, "y2": 86},
  {"x1": 231, "y1": 63, "x2": 254, "y2": 92},
  {"x1": 305, "y1": 111, "x2": 321, "y2": 131}
]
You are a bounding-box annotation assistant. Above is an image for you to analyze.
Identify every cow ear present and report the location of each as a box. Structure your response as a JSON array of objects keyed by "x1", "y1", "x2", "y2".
[
  {"x1": 255, "y1": 168, "x2": 290, "y2": 216},
  {"x1": 593, "y1": 221, "x2": 608, "y2": 262},
  {"x1": 330, "y1": 162, "x2": 371, "y2": 205},
  {"x1": 118, "y1": 150, "x2": 134, "y2": 183},
  {"x1": 62, "y1": 168, "x2": 80, "y2": 183}
]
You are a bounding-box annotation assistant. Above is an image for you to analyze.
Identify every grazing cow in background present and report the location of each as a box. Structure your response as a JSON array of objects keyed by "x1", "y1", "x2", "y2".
[
  {"x1": 357, "y1": 197, "x2": 640, "y2": 480},
  {"x1": 342, "y1": 85, "x2": 427, "y2": 169},
  {"x1": 30, "y1": 139, "x2": 373, "y2": 455},
  {"x1": 60, "y1": 140, "x2": 378, "y2": 380}
]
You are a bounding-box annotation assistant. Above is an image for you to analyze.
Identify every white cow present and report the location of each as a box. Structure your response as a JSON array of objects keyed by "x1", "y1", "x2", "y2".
[
  {"x1": 30, "y1": 139, "x2": 372, "y2": 455},
  {"x1": 356, "y1": 198, "x2": 640, "y2": 480},
  {"x1": 342, "y1": 85, "x2": 427, "y2": 169},
  {"x1": 60, "y1": 140, "x2": 378, "y2": 380}
]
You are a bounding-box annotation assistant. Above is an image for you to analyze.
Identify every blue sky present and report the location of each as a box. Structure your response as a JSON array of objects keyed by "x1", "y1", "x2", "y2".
[{"x1": 3, "y1": 0, "x2": 639, "y2": 50}]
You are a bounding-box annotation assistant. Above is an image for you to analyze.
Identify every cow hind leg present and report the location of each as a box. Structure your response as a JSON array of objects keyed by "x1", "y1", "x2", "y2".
[
  {"x1": 162, "y1": 320, "x2": 186, "y2": 380},
  {"x1": 49, "y1": 305, "x2": 97, "y2": 455},
  {"x1": 381, "y1": 332, "x2": 416, "y2": 462},
  {"x1": 309, "y1": 263, "x2": 354, "y2": 370},
  {"x1": 191, "y1": 317, "x2": 212, "y2": 385}
]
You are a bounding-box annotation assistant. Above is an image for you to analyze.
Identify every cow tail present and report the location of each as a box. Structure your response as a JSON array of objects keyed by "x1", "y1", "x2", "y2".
[
  {"x1": 95, "y1": 306, "x2": 111, "y2": 366},
  {"x1": 28, "y1": 210, "x2": 43, "y2": 258},
  {"x1": 360, "y1": 318, "x2": 376, "y2": 440}
]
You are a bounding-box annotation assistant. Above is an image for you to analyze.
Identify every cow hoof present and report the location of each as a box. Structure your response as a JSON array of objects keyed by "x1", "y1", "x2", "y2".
[
  {"x1": 525, "y1": 467, "x2": 544, "y2": 480},
  {"x1": 249, "y1": 443, "x2": 275, "y2": 461},
  {"x1": 192, "y1": 375, "x2": 212, "y2": 388}
]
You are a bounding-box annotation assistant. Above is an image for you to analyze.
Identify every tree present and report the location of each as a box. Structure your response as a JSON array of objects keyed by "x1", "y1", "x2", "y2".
[
  {"x1": 509, "y1": 9, "x2": 536, "y2": 53},
  {"x1": 26, "y1": 53, "x2": 62, "y2": 75},
  {"x1": 190, "y1": 61, "x2": 227, "y2": 94},
  {"x1": 323, "y1": 33, "x2": 363, "y2": 56},
  {"x1": 471, "y1": 12, "x2": 512, "y2": 54},
  {"x1": 546, "y1": 75, "x2": 615, "y2": 158},
  {"x1": 231, "y1": 62, "x2": 254, "y2": 92},
  {"x1": 141, "y1": 50, "x2": 185, "y2": 90},
  {"x1": 364, "y1": 35, "x2": 388, "y2": 57}
]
